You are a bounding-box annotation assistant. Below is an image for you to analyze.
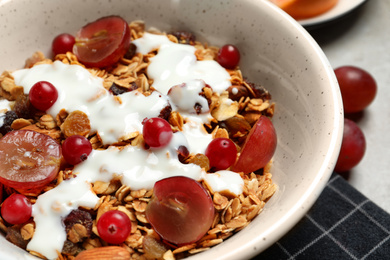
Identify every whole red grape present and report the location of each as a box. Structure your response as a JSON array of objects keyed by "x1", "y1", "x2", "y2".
[
  {"x1": 334, "y1": 66, "x2": 377, "y2": 113},
  {"x1": 335, "y1": 118, "x2": 366, "y2": 172}
]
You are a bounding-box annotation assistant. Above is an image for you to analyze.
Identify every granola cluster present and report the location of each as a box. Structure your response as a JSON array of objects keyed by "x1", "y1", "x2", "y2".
[{"x1": 0, "y1": 20, "x2": 276, "y2": 260}]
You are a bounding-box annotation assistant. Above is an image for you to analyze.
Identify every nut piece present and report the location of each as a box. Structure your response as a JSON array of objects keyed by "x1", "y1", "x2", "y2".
[
  {"x1": 74, "y1": 246, "x2": 130, "y2": 260},
  {"x1": 211, "y1": 92, "x2": 239, "y2": 121}
]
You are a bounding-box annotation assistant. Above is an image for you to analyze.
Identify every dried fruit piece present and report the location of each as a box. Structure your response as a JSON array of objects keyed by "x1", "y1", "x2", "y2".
[
  {"x1": 61, "y1": 110, "x2": 91, "y2": 138},
  {"x1": 143, "y1": 235, "x2": 170, "y2": 259},
  {"x1": 170, "y1": 31, "x2": 196, "y2": 45},
  {"x1": 0, "y1": 111, "x2": 18, "y2": 135},
  {"x1": 6, "y1": 225, "x2": 28, "y2": 249},
  {"x1": 63, "y1": 209, "x2": 93, "y2": 243}
]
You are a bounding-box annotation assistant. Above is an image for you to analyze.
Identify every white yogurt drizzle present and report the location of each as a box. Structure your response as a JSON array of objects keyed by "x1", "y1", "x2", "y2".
[
  {"x1": 132, "y1": 32, "x2": 232, "y2": 95},
  {"x1": 12, "y1": 61, "x2": 170, "y2": 145},
  {"x1": 10, "y1": 33, "x2": 244, "y2": 259}
]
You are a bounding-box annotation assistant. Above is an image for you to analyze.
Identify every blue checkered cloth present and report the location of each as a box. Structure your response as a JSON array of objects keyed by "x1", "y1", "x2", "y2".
[{"x1": 255, "y1": 173, "x2": 390, "y2": 259}]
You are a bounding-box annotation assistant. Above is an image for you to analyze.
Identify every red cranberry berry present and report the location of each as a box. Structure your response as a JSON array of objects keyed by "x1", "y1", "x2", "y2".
[
  {"x1": 205, "y1": 138, "x2": 237, "y2": 170},
  {"x1": 97, "y1": 210, "x2": 131, "y2": 244},
  {"x1": 29, "y1": 81, "x2": 58, "y2": 111},
  {"x1": 217, "y1": 44, "x2": 241, "y2": 69},
  {"x1": 143, "y1": 118, "x2": 173, "y2": 148},
  {"x1": 62, "y1": 135, "x2": 92, "y2": 165},
  {"x1": 52, "y1": 33, "x2": 76, "y2": 56},
  {"x1": 1, "y1": 193, "x2": 32, "y2": 224}
]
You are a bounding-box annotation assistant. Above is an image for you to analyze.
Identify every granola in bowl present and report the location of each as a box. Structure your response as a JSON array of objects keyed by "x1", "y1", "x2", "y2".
[{"x1": 0, "y1": 17, "x2": 277, "y2": 260}]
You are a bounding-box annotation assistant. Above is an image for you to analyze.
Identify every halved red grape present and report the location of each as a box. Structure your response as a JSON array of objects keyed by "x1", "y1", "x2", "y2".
[
  {"x1": 29, "y1": 81, "x2": 58, "y2": 111},
  {"x1": 334, "y1": 66, "x2": 377, "y2": 113},
  {"x1": 146, "y1": 176, "x2": 214, "y2": 246},
  {"x1": 205, "y1": 138, "x2": 237, "y2": 170},
  {"x1": 73, "y1": 16, "x2": 131, "y2": 68},
  {"x1": 62, "y1": 135, "x2": 92, "y2": 165},
  {"x1": 143, "y1": 117, "x2": 173, "y2": 148},
  {"x1": 0, "y1": 130, "x2": 62, "y2": 194},
  {"x1": 52, "y1": 33, "x2": 75, "y2": 56},
  {"x1": 97, "y1": 210, "x2": 131, "y2": 244},
  {"x1": 1, "y1": 193, "x2": 32, "y2": 224},
  {"x1": 335, "y1": 118, "x2": 366, "y2": 172},
  {"x1": 217, "y1": 44, "x2": 240, "y2": 69},
  {"x1": 232, "y1": 116, "x2": 277, "y2": 174}
]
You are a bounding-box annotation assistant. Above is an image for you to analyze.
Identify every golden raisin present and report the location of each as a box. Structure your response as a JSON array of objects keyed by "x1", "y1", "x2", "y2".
[
  {"x1": 61, "y1": 110, "x2": 91, "y2": 138},
  {"x1": 188, "y1": 154, "x2": 210, "y2": 171}
]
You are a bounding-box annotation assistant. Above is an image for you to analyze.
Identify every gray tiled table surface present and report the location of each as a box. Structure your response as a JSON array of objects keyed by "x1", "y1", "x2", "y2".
[{"x1": 308, "y1": 0, "x2": 390, "y2": 213}]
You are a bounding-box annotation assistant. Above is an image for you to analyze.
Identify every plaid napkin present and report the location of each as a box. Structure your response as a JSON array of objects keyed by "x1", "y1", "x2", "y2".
[{"x1": 255, "y1": 173, "x2": 390, "y2": 259}]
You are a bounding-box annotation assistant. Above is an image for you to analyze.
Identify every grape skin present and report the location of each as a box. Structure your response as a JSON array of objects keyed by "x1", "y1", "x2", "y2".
[
  {"x1": 334, "y1": 66, "x2": 377, "y2": 113},
  {"x1": 205, "y1": 138, "x2": 237, "y2": 171},
  {"x1": 145, "y1": 176, "x2": 214, "y2": 246},
  {"x1": 335, "y1": 118, "x2": 366, "y2": 172}
]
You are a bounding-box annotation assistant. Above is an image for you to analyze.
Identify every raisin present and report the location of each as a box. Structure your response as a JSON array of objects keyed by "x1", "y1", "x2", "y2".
[
  {"x1": 124, "y1": 43, "x2": 137, "y2": 60},
  {"x1": 194, "y1": 103, "x2": 202, "y2": 114},
  {"x1": 109, "y1": 82, "x2": 138, "y2": 95},
  {"x1": 177, "y1": 145, "x2": 190, "y2": 163},
  {"x1": 170, "y1": 31, "x2": 196, "y2": 45},
  {"x1": 158, "y1": 104, "x2": 172, "y2": 121},
  {"x1": 143, "y1": 235, "x2": 170, "y2": 259},
  {"x1": 109, "y1": 82, "x2": 128, "y2": 95},
  {"x1": 130, "y1": 82, "x2": 139, "y2": 91},
  {"x1": 62, "y1": 209, "x2": 93, "y2": 238},
  {"x1": 245, "y1": 80, "x2": 271, "y2": 100},
  {"x1": 6, "y1": 225, "x2": 28, "y2": 249},
  {"x1": 0, "y1": 111, "x2": 18, "y2": 135},
  {"x1": 62, "y1": 240, "x2": 83, "y2": 256},
  {"x1": 61, "y1": 110, "x2": 91, "y2": 138},
  {"x1": 13, "y1": 94, "x2": 37, "y2": 119},
  {"x1": 188, "y1": 153, "x2": 210, "y2": 171}
]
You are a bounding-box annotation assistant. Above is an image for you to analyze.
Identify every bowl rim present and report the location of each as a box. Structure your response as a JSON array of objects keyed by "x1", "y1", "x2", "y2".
[{"x1": 188, "y1": 1, "x2": 344, "y2": 259}]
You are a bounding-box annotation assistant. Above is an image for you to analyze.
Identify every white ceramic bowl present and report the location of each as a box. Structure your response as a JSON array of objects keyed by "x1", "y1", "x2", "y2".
[{"x1": 0, "y1": 0, "x2": 343, "y2": 259}]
